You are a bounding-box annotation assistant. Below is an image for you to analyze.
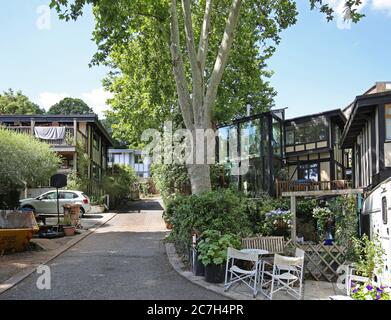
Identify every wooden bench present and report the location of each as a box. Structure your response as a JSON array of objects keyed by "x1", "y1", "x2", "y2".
[{"x1": 241, "y1": 236, "x2": 285, "y2": 254}]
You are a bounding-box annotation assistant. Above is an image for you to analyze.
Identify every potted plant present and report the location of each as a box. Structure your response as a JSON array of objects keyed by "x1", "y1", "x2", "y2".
[
  {"x1": 197, "y1": 230, "x2": 240, "y2": 283},
  {"x1": 61, "y1": 215, "x2": 76, "y2": 236}
]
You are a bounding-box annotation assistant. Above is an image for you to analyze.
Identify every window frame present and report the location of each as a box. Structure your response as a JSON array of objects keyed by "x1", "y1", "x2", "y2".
[
  {"x1": 385, "y1": 104, "x2": 391, "y2": 141},
  {"x1": 382, "y1": 196, "x2": 388, "y2": 225}
]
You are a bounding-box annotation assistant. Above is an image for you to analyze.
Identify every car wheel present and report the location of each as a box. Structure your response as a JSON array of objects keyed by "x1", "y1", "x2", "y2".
[{"x1": 80, "y1": 207, "x2": 85, "y2": 218}]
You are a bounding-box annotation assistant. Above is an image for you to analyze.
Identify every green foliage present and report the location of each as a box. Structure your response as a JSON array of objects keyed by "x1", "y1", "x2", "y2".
[
  {"x1": 297, "y1": 198, "x2": 318, "y2": 216},
  {"x1": 312, "y1": 206, "x2": 334, "y2": 238},
  {"x1": 0, "y1": 129, "x2": 60, "y2": 185},
  {"x1": 328, "y1": 195, "x2": 358, "y2": 247},
  {"x1": 244, "y1": 194, "x2": 289, "y2": 236},
  {"x1": 309, "y1": 0, "x2": 365, "y2": 23},
  {"x1": 101, "y1": 165, "x2": 138, "y2": 208},
  {"x1": 0, "y1": 128, "x2": 60, "y2": 208},
  {"x1": 0, "y1": 89, "x2": 45, "y2": 115},
  {"x1": 197, "y1": 230, "x2": 241, "y2": 266},
  {"x1": 66, "y1": 141, "x2": 91, "y2": 193},
  {"x1": 352, "y1": 234, "x2": 385, "y2": 280},
  {"x1": 48, "y1": 97, "x2": 93, "y2": 115},
  {"x1": 151, "y1": 164, "x2": 190, "y2": 204},
  {"x1": 61, "y1": 214, "x2": 73, "y2": 226},
  {"x1": 164, "y1": 189, "x2": 251, "y2": 254}
]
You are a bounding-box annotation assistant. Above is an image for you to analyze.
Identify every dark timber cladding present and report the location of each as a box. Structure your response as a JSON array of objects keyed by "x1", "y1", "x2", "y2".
[
  {"x1": 216, "y1": 109, "x2": 285, "y2": 196},
  {"x1": 283, "y1": 109, "x2": 347, "y2": 183},
  {"x1": 341, "y1": 91, "x2": 391, "y2": 189}
]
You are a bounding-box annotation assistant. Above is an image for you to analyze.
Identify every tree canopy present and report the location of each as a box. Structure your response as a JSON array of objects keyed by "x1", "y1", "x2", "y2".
[
  {"x1": 50, "y1": 0, "x2": 364, "y2": 193},
  {"x1": 47, "y1": 97, "x2": 94, "y2": 115},
  {"x1": 0, "y1": 89, "x2": 45, "y2": 115}
]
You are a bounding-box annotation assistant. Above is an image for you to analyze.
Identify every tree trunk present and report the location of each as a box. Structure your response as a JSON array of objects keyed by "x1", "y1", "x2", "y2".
[{"x1": 187, "y1": 164, "x2": 212, "y2": 194}]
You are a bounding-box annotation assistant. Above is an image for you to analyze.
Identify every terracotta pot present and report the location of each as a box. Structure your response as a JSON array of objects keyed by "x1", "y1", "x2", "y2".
[
  {"x1": 165, "y1": 221, "x2": 173, "y2": 230},
  {"x1": 63, "y1": 226, "x2": 76, "y2": 236}
]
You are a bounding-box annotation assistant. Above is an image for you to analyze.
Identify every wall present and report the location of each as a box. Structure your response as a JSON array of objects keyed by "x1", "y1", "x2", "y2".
[{"x1": 320, "y1": 162, "x2": 330, "y2": 181}]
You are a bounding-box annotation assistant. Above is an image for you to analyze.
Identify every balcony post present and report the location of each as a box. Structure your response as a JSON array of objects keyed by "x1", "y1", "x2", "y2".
[
  {"x1": 30, "y1": 118, "x2": 35, "y2": 136},
  {"x1": 290, "y1": 195, "x2": 296, "y2": 244},
  {"x1": 73, "y1": 118, "x2": 77, "y2": 146}
]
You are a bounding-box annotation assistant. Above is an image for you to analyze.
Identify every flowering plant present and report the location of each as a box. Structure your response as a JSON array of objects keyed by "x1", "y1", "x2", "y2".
[
  {"x1": 265, "y1": 209, "x2": 291, "y2": 228},
  {"x1": 351, "y1": 282, "x2": 390, "y2": 300}
]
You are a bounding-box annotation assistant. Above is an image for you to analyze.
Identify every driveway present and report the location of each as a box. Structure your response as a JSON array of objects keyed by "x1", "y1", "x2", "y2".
[{"x1": 0, "y1": 198, "x2": 225, "y2": 300}]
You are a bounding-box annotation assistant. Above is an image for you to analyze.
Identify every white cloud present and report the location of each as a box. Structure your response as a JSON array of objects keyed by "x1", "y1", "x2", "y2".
[
  {"x1": 326, "y1": 0, "x2": 391, "y2": 29},
  {"x1": 81, "y1": 88, "x2": 113, "y2": 119},
  {"x1": 372, "y1": 0, "x2": 391, "y2": 15},
  {"x1": 327, "y1": 0, "x2": 368, "y2": 30},
  {"x1": 37, "y1": 88, "x2": 113, "y2": 118},
  {"x1": 38, "y1": 92, "x2": 69, "y2": 110}
]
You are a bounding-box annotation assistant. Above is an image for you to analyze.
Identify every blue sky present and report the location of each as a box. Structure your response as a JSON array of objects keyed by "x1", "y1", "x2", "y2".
[{"x1": 0, "y1": 0, "x2": 390, "y2": 119}]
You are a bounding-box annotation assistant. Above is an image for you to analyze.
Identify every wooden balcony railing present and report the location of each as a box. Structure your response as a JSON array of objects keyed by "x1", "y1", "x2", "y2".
[
  {"x1": 276, "y1": 179, "x2": 351, "y2": 197},
  {"x1": 3, "y1": 126, "x2": 76, "y2": 147}
]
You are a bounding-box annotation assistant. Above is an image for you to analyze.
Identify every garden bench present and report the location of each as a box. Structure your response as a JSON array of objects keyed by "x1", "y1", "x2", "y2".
[{"x1": 241, "y1": 236, "x2": 285, "y2": 254}]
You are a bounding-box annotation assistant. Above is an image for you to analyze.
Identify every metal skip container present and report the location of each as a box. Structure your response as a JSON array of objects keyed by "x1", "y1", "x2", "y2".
[{"x1": 0, "y1": 210, "x2": 39, "y2": 254}]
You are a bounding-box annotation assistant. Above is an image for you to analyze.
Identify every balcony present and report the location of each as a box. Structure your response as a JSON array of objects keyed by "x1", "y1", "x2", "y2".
[
  {"x1": 276, "y1": 179, "x2": 352, "y2": 197},
  {"x1": 4, "y1": 126, "x2": 80, "y2": 147}
]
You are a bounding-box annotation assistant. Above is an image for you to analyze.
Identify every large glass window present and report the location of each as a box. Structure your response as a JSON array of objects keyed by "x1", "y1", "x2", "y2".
[
  {"x1": 218, "y1": 127, "x2": 229, "y2": 163},
  {"x1": 285, "y1": 117, "x2": 328, "y2": 145},
  {"x1": 272, "y1": 118, "x2": 282, "y2": 156},
  {"x1": 385, "y1": 104, "x2": 391, "y2": 140},
  {"x1": 240, "y1": 119, "x2": 261, "y2": 158},
  {"x1": 298, "y1": 163, "x2": 319, "y2": 181}
]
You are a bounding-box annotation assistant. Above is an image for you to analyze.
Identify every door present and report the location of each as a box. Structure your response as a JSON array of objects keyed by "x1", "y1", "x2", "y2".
[
  {"x1": 59, "y1": 191, "x2": 78, "y2": 211},
  {"x1": 36, "y1": 191, "x2": 59, "y2": 214}
]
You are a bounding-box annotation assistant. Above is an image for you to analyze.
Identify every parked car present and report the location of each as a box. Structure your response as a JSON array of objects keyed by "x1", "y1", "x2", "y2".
[{"x1": 19, "y1": 190, "x2": 91, "y2": 217}]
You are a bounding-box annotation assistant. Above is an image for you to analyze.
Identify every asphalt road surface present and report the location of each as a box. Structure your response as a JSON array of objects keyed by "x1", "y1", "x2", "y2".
[{"x1": 0, "y1": 199, "x2": 225, "y2": 300}]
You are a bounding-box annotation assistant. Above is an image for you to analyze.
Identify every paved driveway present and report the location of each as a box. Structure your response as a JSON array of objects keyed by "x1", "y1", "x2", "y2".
[{"x1": 0, "y1": 199, "x2": 225, "y2": 300}]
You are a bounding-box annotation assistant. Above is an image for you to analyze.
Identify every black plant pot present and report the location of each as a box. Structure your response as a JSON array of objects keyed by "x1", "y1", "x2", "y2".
[
  {"x1": 191, "y1": 250, "x2": 205, "y2": 276},
  {"x1": 204, "y1": 263, "x2": 225, "y2": 283}
]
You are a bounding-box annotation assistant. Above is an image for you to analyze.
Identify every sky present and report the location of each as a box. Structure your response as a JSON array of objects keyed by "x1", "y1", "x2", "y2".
[{"x1": 0, "y1": 0, "x2": 391, "y2": 119}]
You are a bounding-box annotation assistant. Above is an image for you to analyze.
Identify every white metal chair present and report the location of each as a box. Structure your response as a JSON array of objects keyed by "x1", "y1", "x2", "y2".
[
  {"x1": 224, "y1": 247, "x2": 260, "y2": 298},
  {"x1": 260, "y1": 252, "x2": 305, "y2": 300}
]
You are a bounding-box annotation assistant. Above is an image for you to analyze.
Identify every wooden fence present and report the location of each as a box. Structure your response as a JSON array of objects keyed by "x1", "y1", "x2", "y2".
[{"x1": 285, "y1": 241, "x2": 348, "y2": 282}]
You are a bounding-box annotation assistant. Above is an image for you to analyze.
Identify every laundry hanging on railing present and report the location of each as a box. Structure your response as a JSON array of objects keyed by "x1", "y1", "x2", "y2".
[{"x1": 34, "y1": 126, "x2": 65, "y2": 140}]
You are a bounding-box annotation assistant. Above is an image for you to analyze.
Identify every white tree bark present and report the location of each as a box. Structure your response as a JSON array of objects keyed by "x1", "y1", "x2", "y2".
[{"x1": 170, "y1": 0, "x2": 242, "y2": 194}]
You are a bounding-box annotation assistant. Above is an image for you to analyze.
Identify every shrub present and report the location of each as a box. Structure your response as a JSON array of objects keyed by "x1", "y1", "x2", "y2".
[
  {"x1": 165, "y1": 189, "x2": 252, "y2": 254},
  {"x1": 352, "y1": 234, "x2": 385, "y2": 279},
  {"x1": 101, "y1": 165, "x2": 138, "y2": 208},
  {"x1": 197, "y1": 230, "x2": 241, "y2": 266}
]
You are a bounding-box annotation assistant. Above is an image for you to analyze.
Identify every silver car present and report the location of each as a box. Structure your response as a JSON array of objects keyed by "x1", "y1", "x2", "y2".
[{"x1": 19, "y1": 190, "x2": 91, "y2": 217}]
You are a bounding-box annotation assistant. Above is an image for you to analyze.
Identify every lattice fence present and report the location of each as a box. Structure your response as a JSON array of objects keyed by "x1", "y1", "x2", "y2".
[{"x1": 285, "y1": 241, "x2": 348, "y2": 282}]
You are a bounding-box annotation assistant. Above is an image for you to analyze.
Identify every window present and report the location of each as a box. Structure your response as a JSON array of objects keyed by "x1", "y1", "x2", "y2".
[
  {"x1": 60, "y1": 192, "x2": 78, "y2": 199},
  {"x1": 385, "y1": 104, "x2": 391, "y2": 140},
  {"x1": 93, "y1": 132, "x2": 100, "y2": 150},
  {"x1": 135, "y1": 154, "x2": 143, "y2": 164},
  {"x1": 41, "y1": 192, "x2": 57, "y2": 200},
  {"x1": 382, "y1": 196, "x2": 388, "y2": 225},
  {"x1": 286, "y1": 127, "x2": 294, "y2": 145},
  {"x1": 286, "y1": 118, "x2": 328, "y2": 145},
  {"x1": 298, "y1": 163, "x2": 319, "y2": 181},
  {"x1": 218, "y1": 127, "x2": 229, "y2": 163},
  {"x1": 240, "y1": 119, "x2": 261, "y2": 158}
]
